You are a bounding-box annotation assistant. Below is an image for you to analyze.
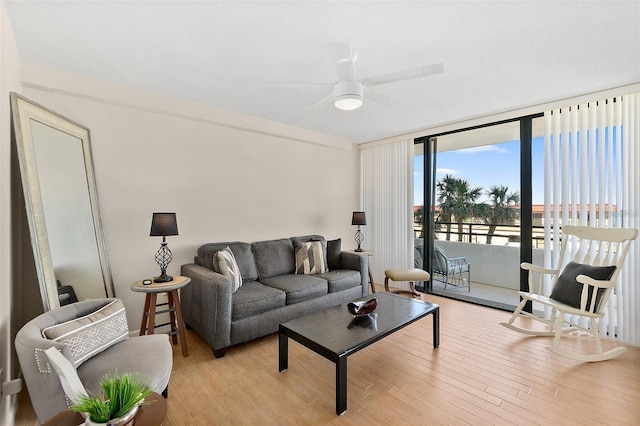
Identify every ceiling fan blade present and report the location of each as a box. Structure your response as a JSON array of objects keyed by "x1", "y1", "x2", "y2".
[
  {"x1": 326, "y1": 41, "x2": 356, "y2": 81},
  {"x1": 308, "y1": 91, "x2": 335, "y2": 111},
  {"x1": 366, "y1": 90, "x2": 391, "y2": 107},
  {"x1": 361, "y1": 62, "x2": 444, "y2": 87},
  {"x1": 269, "y1": 82, "x2": 331, "y2": 88}
]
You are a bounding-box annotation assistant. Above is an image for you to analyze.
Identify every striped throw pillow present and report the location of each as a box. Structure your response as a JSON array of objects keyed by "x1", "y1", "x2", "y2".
[
  {"x1": 295, "y1": 241, "x2": 328, "y2": 274},
  {"x1": 214, "y1": 246, "x2": 243, "y2": 292}
]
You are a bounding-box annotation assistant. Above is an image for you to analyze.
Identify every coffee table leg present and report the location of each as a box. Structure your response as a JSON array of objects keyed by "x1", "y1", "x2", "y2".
[
  {"x1": 336, "y1": 356, "x2": 347, "y2": 415},
  {"x1": 433, "y1": 306, "x2": 440, "y2": 348},
  {"x1": 279, "y1": 331, "x2": 288, "y2": 372}
]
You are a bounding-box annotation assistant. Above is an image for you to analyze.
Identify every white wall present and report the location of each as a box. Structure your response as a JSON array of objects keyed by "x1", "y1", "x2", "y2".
[
  {"x1": 18, "y1": 63, "x2": 360, "y2": 330},
  {"x1": 435, "y1": 241, "x2": 544, "y2": 289},
  {"x1": 1, "y1": 2, "x2": 22, "y2": 424}
]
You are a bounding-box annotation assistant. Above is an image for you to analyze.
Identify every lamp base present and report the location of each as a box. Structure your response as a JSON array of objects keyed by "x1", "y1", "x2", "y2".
[
  {"x1": 354, "y1": 228, "x2": 364, "y2": 253},
  {"x1": 153, "y1": 274, "x2": 174, "y2": 283}
]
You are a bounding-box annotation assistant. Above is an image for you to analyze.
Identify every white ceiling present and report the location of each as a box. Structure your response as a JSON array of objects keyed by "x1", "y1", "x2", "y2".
[{"x1": 5, "y1": 1, "x2": 640, "y2": 144}]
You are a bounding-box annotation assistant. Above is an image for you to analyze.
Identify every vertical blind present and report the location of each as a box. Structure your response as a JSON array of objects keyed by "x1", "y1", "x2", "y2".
[
  {"x1": 543, "y1": 93, "x2": 640, "y2": 345},
  {"x1": 361, "y1": 139, "x2": 414, "y2": 287}
]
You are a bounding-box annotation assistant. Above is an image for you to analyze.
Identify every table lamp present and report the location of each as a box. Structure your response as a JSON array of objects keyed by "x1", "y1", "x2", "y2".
[
  {"x1": 351, "y1": 211, "x2": 367, "y2": 252},
  {"x1": 150, "y1": 212, "x2": 179, "y2": 283}
]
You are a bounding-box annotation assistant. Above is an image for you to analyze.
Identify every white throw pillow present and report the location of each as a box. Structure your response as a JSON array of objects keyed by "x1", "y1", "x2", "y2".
[{"x1": 214, "y1": 246, "x2": 243, "y2": 292}]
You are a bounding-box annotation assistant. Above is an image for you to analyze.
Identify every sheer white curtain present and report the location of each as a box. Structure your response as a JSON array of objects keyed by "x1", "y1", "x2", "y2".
[
  {"x1": 360, "y1": 139, "x2": 414, "y2": 288},
  {"x1": 543, "y1": 93, "x2": 640, "y2": 345}
]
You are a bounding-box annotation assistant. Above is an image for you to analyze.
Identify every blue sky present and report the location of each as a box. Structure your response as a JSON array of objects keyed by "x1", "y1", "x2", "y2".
[{"x1": 414, "y1": 137, "x2": 545, "y2": 206}]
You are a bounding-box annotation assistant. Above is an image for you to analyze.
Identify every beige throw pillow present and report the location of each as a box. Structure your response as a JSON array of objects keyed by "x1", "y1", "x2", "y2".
[
  {"x1": 295, "y1": 241, "x2": 328, "y2": 274},
  {"x1": 42, "y1": 299, "x2": 129, "y2": 367}
]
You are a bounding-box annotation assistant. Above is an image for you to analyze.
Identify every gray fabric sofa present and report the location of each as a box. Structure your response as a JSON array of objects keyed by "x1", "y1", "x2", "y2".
[{"x1": 180, "y1": 235, "x2": 369, "y2": 358}]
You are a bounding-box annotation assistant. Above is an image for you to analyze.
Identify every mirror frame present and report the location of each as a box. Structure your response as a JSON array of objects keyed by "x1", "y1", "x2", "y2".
[{"x1": 11, "y1": 92, "x2": 115, "y2": 310}]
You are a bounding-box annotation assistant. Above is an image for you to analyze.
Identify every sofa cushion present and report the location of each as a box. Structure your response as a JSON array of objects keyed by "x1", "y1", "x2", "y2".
[
  {"x1": 42, "y1": 299, "x2": 129, "y2": 367},
  {"x1": 327, "y1": 238, "x2": 342, "y2": 270},
  {"x1": 316, "y1": 269, "x2": 361, "y2": 293},
  {"x1": 294, "y1": 241, "x2": 328, "y2": 274},
  {"x1": 231, "y1": 281, "x2": 286, "y2": 320},
  {"x1": 253, "y1": 238, "x2": 295, "y2": 279},
  {"x1": 197, "y1": 242, "x2": 259, "y2": 282},
  {"x1": 213, "y1": 247, "x2": 242, "y2": 293},
  {"x1": 260, "y1": 274, "x2": 328, "y2": 305}
]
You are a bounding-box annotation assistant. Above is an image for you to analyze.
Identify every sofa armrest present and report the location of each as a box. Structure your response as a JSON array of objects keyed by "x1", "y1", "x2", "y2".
[
  {"x1": 340, "y1": 251, "x2": 369, "y2": 296},
  {"x1": 180, "y1": 264, "x2": 233, "y2": 353}
]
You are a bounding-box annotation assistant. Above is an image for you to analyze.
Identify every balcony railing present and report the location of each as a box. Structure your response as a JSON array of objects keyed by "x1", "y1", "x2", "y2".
[
  {"x1": 414, "y1": 222, "x2": 553, "y2": 249},
  {"x1": 414, "y1": 222, "x2": 551, "y2": 292}
]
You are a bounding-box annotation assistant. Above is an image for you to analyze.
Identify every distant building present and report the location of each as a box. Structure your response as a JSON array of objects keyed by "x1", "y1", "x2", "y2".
[{"x1": 531, "y1": 204, "x2": 617, "y2": 227}]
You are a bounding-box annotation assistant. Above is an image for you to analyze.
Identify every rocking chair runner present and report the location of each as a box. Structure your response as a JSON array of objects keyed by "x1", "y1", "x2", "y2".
[{"x1": 500, "y1": 225, "x2": 638, "y2": 362}]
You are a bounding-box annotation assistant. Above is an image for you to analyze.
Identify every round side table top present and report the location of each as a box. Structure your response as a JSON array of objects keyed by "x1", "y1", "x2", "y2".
[
  {"x1": 43, "y1": 391, "x2": 167, "y2": 426},
  {"x1": 345, "y1": 249, "x2": 375, "y2": 256},
  {"x1": 131, "y1": 275, "x2": 191, "y2": 293}
]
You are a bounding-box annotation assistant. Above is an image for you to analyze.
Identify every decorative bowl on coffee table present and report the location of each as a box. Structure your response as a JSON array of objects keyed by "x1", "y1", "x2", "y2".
[{"x1": 347, "y1": 297, "x2": 377, "y2": 316}]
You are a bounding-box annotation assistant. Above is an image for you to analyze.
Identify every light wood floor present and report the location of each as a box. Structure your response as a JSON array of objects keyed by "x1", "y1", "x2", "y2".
[{"x1": 15, "y1": 289, "x2": 640, "y2": 425}]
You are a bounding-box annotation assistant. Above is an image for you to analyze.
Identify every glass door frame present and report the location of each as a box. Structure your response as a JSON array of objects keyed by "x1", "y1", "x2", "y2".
[{"x1": 415, "y1": 113, "x2": 542, "y2": 312}]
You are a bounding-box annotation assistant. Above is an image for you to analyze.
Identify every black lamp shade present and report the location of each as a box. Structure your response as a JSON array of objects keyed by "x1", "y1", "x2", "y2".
[
  {"x1": 150, "y1": 212, "x2": 179, "y2": 237},
  {"x1": 351, "y1": 211, "x2": 367, "y2": 226}
]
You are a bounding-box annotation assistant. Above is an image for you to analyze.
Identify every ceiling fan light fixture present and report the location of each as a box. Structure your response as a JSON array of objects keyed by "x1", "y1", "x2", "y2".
[
  {"x1": 335, "y1": 94, "x2": 363, "y2": 111},
  {"x1": 334, "y1": 80, "x2": 364, "y2": 111}
]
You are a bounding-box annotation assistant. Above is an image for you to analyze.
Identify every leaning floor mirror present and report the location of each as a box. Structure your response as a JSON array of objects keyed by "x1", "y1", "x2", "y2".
[{"x1": 11, "y1": 92, "x2": 115, "y2": 311}]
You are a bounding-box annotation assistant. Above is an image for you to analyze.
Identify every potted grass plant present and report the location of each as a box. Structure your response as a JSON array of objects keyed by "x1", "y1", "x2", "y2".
[{"x1": 71, "y1": 371, "x2": 152, "y2": 426}]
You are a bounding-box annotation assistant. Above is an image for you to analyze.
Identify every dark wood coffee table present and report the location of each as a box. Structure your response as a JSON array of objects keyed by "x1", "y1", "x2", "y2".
[{"x1": 279, "y1": 292, "x2": 439, "y2": 415}]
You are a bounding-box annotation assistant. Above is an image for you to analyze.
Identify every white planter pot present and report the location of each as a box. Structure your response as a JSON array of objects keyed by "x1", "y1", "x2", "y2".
[{"x1": 84, "y1": 405, "x2": 139, "y2": 426}]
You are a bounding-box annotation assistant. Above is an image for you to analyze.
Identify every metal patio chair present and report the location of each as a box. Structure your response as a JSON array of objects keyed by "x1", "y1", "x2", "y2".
[{"x1": 432, "y1": 246, "x2": 471, "y2": 291}]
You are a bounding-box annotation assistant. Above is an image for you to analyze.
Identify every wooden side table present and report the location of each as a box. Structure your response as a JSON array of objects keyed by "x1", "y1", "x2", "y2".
[
  {"x1": 345, "y1": 250, "x2": 376, "y2": 294},
  {"x1": 43, "y1": 391, "x2": 167, "y2": 426},
  {"x1": 131, "y1": 275, "x2": 191, "y2": 357}
]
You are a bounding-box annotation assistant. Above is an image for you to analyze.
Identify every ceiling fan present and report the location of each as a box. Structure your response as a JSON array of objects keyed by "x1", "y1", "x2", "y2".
[{"x1": 309, "y1": 42, "x2": 444, "y2": 111}]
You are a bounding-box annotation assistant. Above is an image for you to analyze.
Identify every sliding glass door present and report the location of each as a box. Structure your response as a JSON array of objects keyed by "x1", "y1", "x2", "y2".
[{"x1": 415, "y1": 116, "x2": 542, "y2": 310}]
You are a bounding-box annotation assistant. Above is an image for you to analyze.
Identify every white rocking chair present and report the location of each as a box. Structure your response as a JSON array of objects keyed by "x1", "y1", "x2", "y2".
[{"x1": 500, "y1": 225, "x2": 638, "y2": 362}]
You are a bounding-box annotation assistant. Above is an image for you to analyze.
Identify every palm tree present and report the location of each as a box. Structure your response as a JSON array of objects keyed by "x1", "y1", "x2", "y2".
[
  {"x1": 450, "y1": 179, "x2": 483, "y2": 242},
  {"x1": 414, "y1": 205, "x2": 424, "y2": 238},
  {"x1": 436, "y1": 175, "x2": 456, "y2": 240},
  {"x1": 483, "y1": 185, "x2": 520, "y2": 244},
  {"x1": 437, "y1": 175, "x2": 483, "y2": 242}
]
